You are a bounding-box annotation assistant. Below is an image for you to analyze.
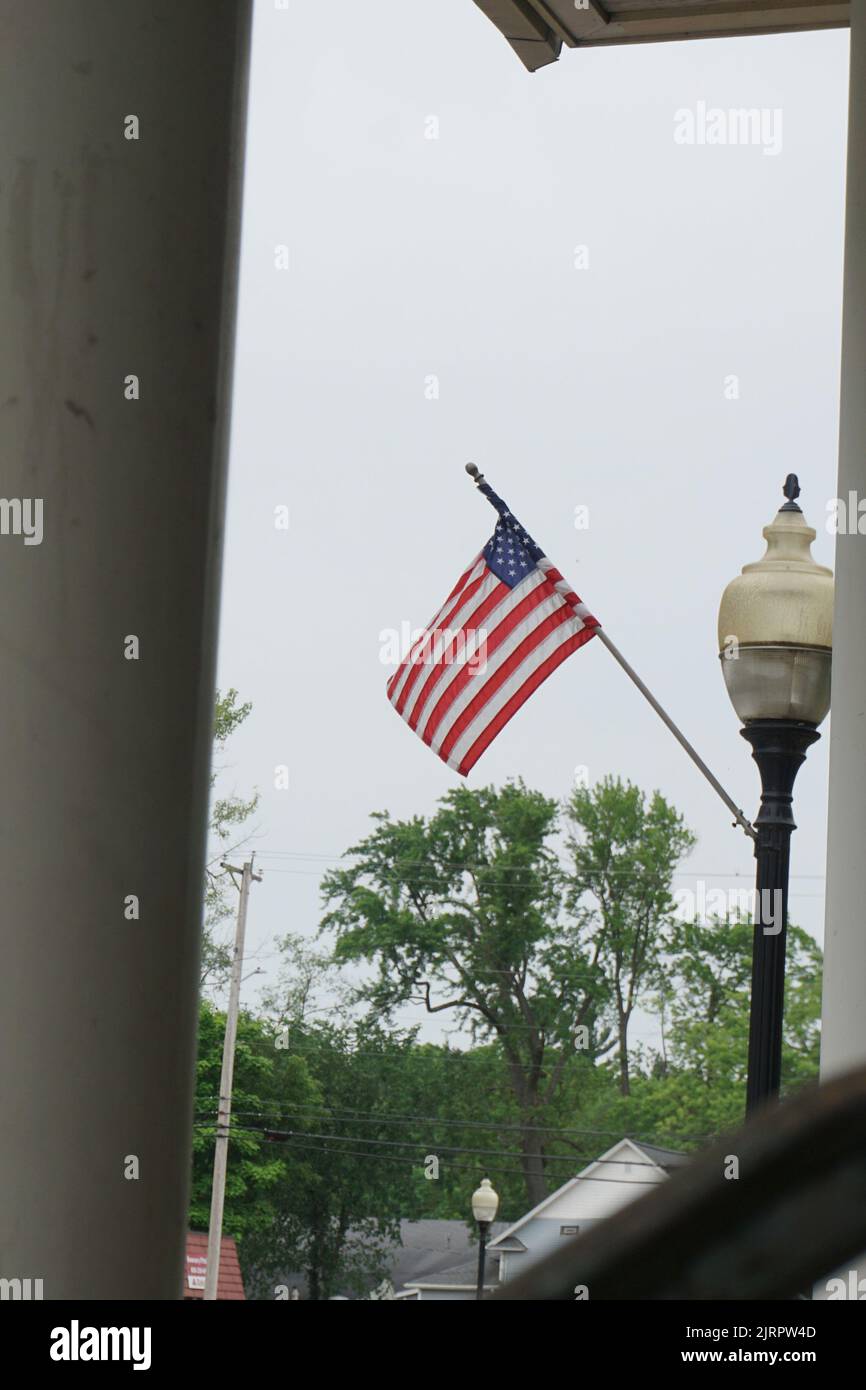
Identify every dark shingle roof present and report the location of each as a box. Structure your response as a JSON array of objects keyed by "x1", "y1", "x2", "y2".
[
  {"x1": 406, "y1": 1254, "x2": 499, "y2": 1289},
  {"x1": 391, "y1": 1219, "x2": 507, "y2": 1288},
  {"x1": 630, "y1": 1142, "x2": 689, "y2": 1171}
]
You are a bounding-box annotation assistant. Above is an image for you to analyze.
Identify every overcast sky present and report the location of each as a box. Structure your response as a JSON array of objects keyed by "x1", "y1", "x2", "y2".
[{"x1": 215, "y1": 1, "x2": 849, "y2": 1045}]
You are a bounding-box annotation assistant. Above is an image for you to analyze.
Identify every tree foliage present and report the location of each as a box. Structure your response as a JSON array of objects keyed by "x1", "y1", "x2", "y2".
[
  {"x1": 190, "y1": 1002, "x2": 318, "y2": 1244},
  {"x1": 564, "y1": 777, "x2": 696, "y2": 1096},
  {"x1": 584, "y1": 917, "x2": 823, "y2": 1143},
  {"x1": 191, "y1": 770, "x2": 824, "y2": 1296},
  {"x1": 242, "y1": 1018, "x2": 426, "y2": 1300},
  {"x1": 202, "y1": 688, "x2": 259, "y2": 993},
  {"x1": 320, "y1": 778, "x2": 692, "y2": 1206}
]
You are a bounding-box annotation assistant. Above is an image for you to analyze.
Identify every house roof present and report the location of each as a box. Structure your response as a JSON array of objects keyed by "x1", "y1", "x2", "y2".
[
  {"x1": 488, "y1": 1137, "x2": 687, "y2": 1249},
  {"x1": 184, "y1": 1232, "x2": 245, "y2": 1301},
  {"x1": 404, "y1": 1254, "x2": 500, "y2": 1291},
  {"x1": 388, "y1": 1218, "x2": 508, "y2": 1289},
  {"x1": 271, "y1": 1219, "x2": 509, "y2": 1300},
  {"x1": 632, "y1": 1142, "x2": 690, "y2": 1171},
  {"x1": 471, "y1": 0, "x2": 849, "y2": 72}
]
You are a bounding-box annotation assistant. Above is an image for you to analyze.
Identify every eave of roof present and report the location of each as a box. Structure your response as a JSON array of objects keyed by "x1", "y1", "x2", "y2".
[
  {"x1": 405, "y1": 1282, "x2": 496, "y2": 1291},
  {"x1": 472, "y1": 1, "x2": 850, "y2": 73},
  {"x1": 402, "y1": 1253, "x2": 501, "y2": 1288}
]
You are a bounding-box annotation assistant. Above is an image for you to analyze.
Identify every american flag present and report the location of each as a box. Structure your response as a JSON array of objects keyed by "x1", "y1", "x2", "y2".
[{"x1": 386, "y1": 479, "x2": 599, "y2": 775}]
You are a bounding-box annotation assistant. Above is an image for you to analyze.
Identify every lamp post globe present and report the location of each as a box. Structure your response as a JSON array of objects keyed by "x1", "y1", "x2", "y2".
[
  {"x1": 471, "y1": 1178, "x2": 499, "y2": 1300},
  {"x1": 717, "y1": 475, "x2": 833, "y2": 1115}
]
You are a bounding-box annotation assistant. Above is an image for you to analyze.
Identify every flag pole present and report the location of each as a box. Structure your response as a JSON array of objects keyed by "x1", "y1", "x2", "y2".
[
  {"x1": 465, "y1": 464, "x2": 756, "y2": 842},
  {"x1": 592, "y1": 627, "x2": 755, "y2": 841}
]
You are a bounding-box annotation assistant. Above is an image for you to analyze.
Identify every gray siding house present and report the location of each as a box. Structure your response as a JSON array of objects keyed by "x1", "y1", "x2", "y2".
[
  {"x1": 394, "y1": 1139, "x2": 687, "y2": 1299},
  {"x1": 489, "y1": 1139, "x2": 688, "y2": 1287}
]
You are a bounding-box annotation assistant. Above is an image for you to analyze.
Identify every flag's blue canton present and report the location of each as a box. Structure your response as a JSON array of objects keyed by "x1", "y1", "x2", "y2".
[{"x1": 479, "y1": 483, "x2": 544, "y2": 589}]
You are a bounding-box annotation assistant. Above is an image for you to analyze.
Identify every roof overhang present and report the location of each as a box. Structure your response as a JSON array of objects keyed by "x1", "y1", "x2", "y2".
[
  {"x1": 471, "y1": 1, "x2": 850, "y2": 72},
  {"x1": 403, "y1": 1281, "x2": 497, "y2": 1292}
]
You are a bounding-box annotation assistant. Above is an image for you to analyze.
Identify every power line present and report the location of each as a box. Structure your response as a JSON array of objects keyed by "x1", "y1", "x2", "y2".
[
  {"x1": 193, "y1": 1119, "x2": 681, "y2": 1167},
  {"x1": 195, "y1": 1104, "x2": 605, "y2": 1136},
  {"x1": 258, "y1": 865, "x2": 826, "y2": 898},
  {"x1": 195, "y1": 1035, "x2": 742, "y2": 1074},
  {"x1": 253, "y1": 849, "x2": 827, "y2": 878},
  {"x1": 199, "y1": 1044, "x2": 590, "y2": 1062},
  {"x1": 252, "y1": 849, "x2": 827, "y2": 881},
  {"x1": 192, "y1": 1127, "x2": 670, "y2": 1186},
  {"x1": 192, "y1": 1101, "x2": 706, "y2": 1145}
]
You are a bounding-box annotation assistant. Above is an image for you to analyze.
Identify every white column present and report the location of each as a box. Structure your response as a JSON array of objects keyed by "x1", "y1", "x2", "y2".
[
  {"x1": 821, "y1": 13, "x2": 866, "y2": 1081},
  {"x1": 816, "y1": 6, "x2": 866, "y2": 1305},
  {"x1": 0, "y1": 1, "x2": 251, "y2": 1298}
]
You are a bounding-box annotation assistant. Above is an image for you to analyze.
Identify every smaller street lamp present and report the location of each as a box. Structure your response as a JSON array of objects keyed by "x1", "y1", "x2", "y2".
[{"x1": 471, "y1": 1178, "x2": 499, "y2": 1301}]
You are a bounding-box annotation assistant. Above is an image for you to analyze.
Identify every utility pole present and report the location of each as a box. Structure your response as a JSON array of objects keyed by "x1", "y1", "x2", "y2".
[{"x1": 204, "y1": 856, "x2": 262, "y2": 1301}]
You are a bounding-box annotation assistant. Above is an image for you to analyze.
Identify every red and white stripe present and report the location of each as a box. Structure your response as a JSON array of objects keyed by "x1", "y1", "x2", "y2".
[{"x1": 387, "y1": 555, "x2": 598, "y2": 776}]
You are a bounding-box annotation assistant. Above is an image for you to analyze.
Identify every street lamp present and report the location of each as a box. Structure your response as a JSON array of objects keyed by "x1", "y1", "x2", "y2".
[
  {"x1": 718, "y1": 475, "x2": 833, "y2": 1115},
  {"x1": 471, "y1": 1177, "x2": 499, "y2": 1300}
]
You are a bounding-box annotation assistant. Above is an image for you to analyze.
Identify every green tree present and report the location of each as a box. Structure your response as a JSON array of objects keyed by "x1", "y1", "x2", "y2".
[
  {"x1": 582, "y1": 917, "x2": 823, "y2": 1144},
  {"x1": 563, "y1": 776, "x2": 696, "y2": 1097},
  {"x1": 661, "y1": 915, "x2": 822, "y2": 1102},
  {"x1": 243, "y1": 1018, "x2": 424, "y2": 1300},
  {"x1": 202, "y1": 688, "x2": 259, "y2": 992},
  {"x1": 383, "y1": 1038, "x2": 612, "y2": 1224},
  {"x1": 320, "y1": 781, "x2": 609, "y2": 1207},
  {"x1": 190, "y1": 1001, "x2": 318, "y2": 1249}
]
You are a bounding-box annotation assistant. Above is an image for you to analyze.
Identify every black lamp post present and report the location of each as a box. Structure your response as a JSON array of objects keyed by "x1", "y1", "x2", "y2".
[
  {"x1": 718, "y1": 477, "x2": 833, "y2": 1116},
  {"x1": 471, "y1": 1178, "x2": 499, "y2": 1300},
  {"x1": 739, "y1": 719, "x2": 820, "y2": 1111}
]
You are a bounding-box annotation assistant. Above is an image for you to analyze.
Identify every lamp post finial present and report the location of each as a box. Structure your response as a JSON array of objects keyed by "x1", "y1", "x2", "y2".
[{"x1": 781, "y1": 474, "x2": 801, "y2": 511}]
